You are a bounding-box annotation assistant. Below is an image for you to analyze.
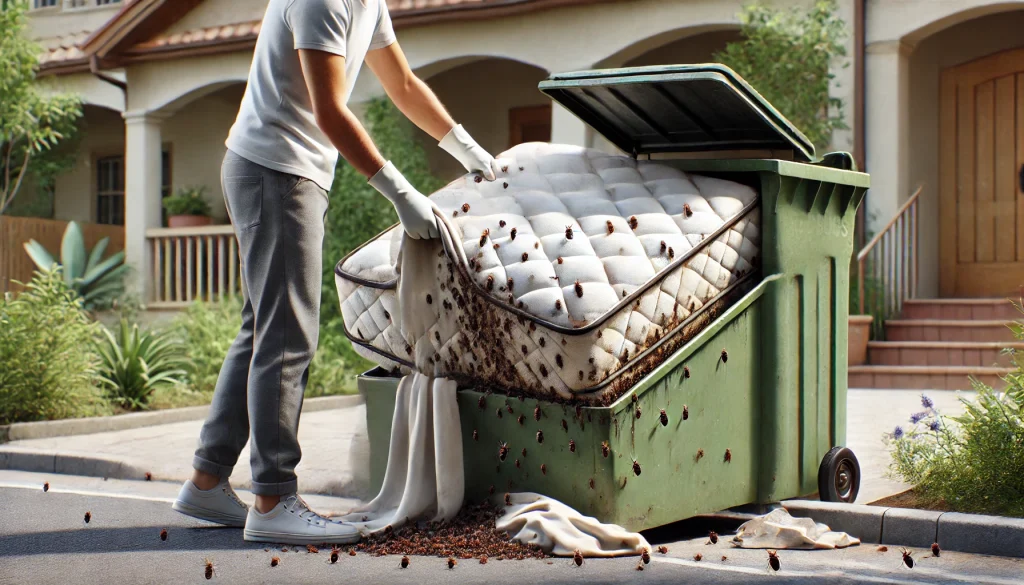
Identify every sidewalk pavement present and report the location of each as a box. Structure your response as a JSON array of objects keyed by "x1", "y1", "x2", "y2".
[{"x1": 0, "y1": 389, "x2": 970, "y2": 504}]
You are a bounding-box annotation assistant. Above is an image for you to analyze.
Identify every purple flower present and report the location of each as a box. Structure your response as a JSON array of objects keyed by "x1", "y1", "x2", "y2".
[
  {"x1": 893, "y1": 426, "x2": 905, "y2": 440},
  {"x1": 929, "y1": 420, "x2": 941, "y2": 432},
  {"x1": 910, "y1": 412, "x2": 927, "y2": 424},
  {"x1": 921, "y1": 394, "x2": 934, "y2": 409}
]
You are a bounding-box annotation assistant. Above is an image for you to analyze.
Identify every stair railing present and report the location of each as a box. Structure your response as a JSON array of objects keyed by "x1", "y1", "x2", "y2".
[{"x1": 855, "y1": 186, "x2": 922, "y2": 339}]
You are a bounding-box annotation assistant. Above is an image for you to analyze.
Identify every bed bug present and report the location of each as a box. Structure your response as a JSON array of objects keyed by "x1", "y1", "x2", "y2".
[
  {"x1": 657, "y1": 546, "x2": 669, "y2": 554},
  {"x1": 668, "y1": 247, "x2": 675, "y2": 259},
  {"x1": 694, "y1": 553, "x2": 703, "y2": 562},
  {"x1": 877, "y1": 546, "x2": 889, "y2": 552},
  {"x1": 517, "y1": 414, "x2": 525, "y2": 425},
  {"x1": 460, "y1": 202, "x2": 470, "y2": 213},
  {"x1": 660, "y1": 240, "x2": 667, "y2": 253},
  {"x1": 588, "y1": 478, "x2": 595, "y2": 489},
  {"x1": 478, "y1": 395, "x2": 487, "y2": 409},
  {"x1": 145, "y1": 472, "x2": 152, "y2": 481},
  {"x1": 574, "y1": 280, "x2": 584, "y2": 298},
  {"x1": 565, "y1": 225, "x2": 574, "y2": 240},
  {"x1": 447, "y1": 556, "x2": 459, "y2": 570},
  {"x1": 503, "y1": 182, "x2": 509, "y2": 189},
  {"x1": 453, "y1": 210, "x2": 459, "y2": 217},
  {"x1": 488, "y1": 485, "x2": 495, "y2": 495},
  {"x1": 568, "y1": 439, "x2": 576, "y2": 453},
  {"x1": 43, "y1": 482, "x2": 49, "y2": 492},
  {"x1": 606, "y1": 220, "x2": 615, "y2": 235},
  {"x1": 557, "y1": 256, "x2": 564, "y2": 264},
  {"x1": 561, "y1": 419, "x2": 569, "y2": 432},
  {"x1": 554, "y1": 299, "x2": 562, "y2": 311},
  {"x1": 510, "y1": 227, "x2": 518, "y2": 240},
  {"x1": 500, "y1": 219, "x2": 507, "y2": 228},
  {"x1": 632, "y1": 459, "x2": 642, "y2": 476},
  {"x1": 572, "y1": 549, "x2": 584, "y2": 567},
  {"x1": 725, "y1": 449, "x2": 732, "y2": 463},
  {"x1": 307, "y1": 544, "x2": 319, "y2": 554},
  {"x1": 349, "y1": 549, "x2": 357, "y2": 556},
  {"x1": 641, "y1": 548, "x2": 651, "y2": 564},
  {"x1": 636, "y1": 561, "x2": 644, "y2": 571},
  {"x1": 601, "y1": 441, "x2": 610, "y2": 458},
  {"x1": 205, "y1": 558, "x2": 216, "y2": 579},
  {"x1": 330, "y1": 546, "x2": 340, "y2": 564},
  {"x1": 635, "y1": 406, "x2": 642, "y2": 419},
  {"x1": 629, "y1": 216, "x2": 638, "y2": 230},
  {"x1": 493, "y1": 243, "x2": 500, "y2": 249},
  {"x1": 474, "y1": 175, "x2": 483, "y2": 183},
  {"x1": 521, "y1": 252, "x2": 528, "y2": 262},
  {"x1": 539, "y1": 364, "x2": 548, "y2": 377},
  {"x1": 931, "y1": 543, "x2": 940, "y2": 557},
  {"x1": 521, "y1": 448, "x2": 528, "y2": 457},
  {"x1": 504, "y1": 493, "x2": 512, "y2": 506},
  {"x1": 479, "y1": 229, "x2": 490, "y2": 247},
  {"x1": 282, "y1": 547, "x2": 290, "y2": 552},
  {"x1": 708, "y1": 531, "x2": 719, "y2": 545},
  {"x1": 554, "y1": 354, "x2": 564, "y2": 369},
  {"x1": 767, "y1": 549, "x2": 781, "y2": 572},
  {"x1": 901, "y1": 548, "x2": 914, "y2": 568},
  {"x1": 426, "y1": 294, "x2": 432, "y2": 304},
  {"x1": 479, "y1": 555, "x2": 489, "y2": 564},
  {"x1": 515, "y1": 459, "x2": 521, "y2": 468},
  {"x1": 486, "y1": 274, "x2": 495, "y2": 291},
  {"x1": 659, "y1": 409, "x2": 668, "y2": 426},
  {"x1": 400, "y1": 555, "x2": 410, "y2": 568},
  {"x1": 683, "y1": 203, "x2": 693, "y2": 218},
  {"x1": 696, "y1": 448, "x2": 705, "y2": 462},
  {"x1": 721, "y1": 555, "x2": 728, "y2": 562},
  {"x1": 84, "y1": 511, "x2": 91, "y2": 524},
  {"x1": 540, "y1": 464, "x2": 547, "y2": 475},
  {"x1": 721, "y1": 349, "x2": 728, "y2": 363},
  {"x1": 498, "y1": 441, "x2": 509, "y2": 461},
  {"x1": 684, "y1": 366, "x2": 691, "y2": 378},
  {"x1": 156, "y1": 528, "x2": 167, "y2": 541}
]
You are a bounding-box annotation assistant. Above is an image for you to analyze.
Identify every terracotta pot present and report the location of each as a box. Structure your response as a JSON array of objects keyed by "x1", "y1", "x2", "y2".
[
  {"x1": 848, "y1": 315, "x2": 874, "y2": 366},
  {"x1": 167, "y1": 215, "x2": 213, "y2": 228}
]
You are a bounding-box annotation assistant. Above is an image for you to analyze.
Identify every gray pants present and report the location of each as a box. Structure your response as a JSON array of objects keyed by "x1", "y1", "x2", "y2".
[{"x1": 192, "y1": 149, "x2": 329, "y2": 496}]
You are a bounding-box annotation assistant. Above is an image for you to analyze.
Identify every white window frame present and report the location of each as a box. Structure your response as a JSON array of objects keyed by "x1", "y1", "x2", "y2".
[
  {"x1": 63, "y1": 0, "x2": 121, "y2": 11},
  {"x1": 30, "y1": 0, "x2": 60, "y2": 11}
]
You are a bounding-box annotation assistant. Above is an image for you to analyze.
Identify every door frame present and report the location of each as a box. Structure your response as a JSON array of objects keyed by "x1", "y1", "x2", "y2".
[{"x1": 939, "y1": 46, "x2": 1024, "y2": 297}]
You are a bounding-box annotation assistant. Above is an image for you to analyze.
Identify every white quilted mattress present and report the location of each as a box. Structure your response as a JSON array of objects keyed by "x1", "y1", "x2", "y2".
[{"x1": 335, "y1": 143, "x2": 761, "y2": 405}]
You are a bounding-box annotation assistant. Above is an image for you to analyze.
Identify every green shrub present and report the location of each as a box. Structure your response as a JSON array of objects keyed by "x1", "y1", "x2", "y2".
[
  {"x1": 0, "y1": 269, "x2": 110, "y2": 424},
  {"x1": 714, "y1": 0, "x2": 848, "y2": 152},
  {"x1": 172, "y1": 297, "x2": 363, "y2": 398},
  {"x1": 95, "y1": 318, "x2": 189, "y2": 411},
  {"x1": 886, "y1": 304, "x2": 1024, "y2": 516},
  {"x1": 163, "y1": 186, "x2": 212, "y2": 217},
  {"x1": 23, "y1": 220, "x2": 128, "y2": 311}
]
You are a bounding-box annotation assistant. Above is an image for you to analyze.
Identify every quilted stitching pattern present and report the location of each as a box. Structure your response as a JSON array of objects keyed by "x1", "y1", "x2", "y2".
[{"x1": 336, "y1": 143, "x2": 760, "y2": 400}]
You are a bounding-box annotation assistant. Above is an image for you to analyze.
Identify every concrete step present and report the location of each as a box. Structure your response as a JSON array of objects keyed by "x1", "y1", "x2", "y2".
[
  {"x1": 867, "y1": 341, "x2": 1024, "y2": 368},
  {"x1": 848, "y1": 365, "x2": 1011, "y2": 391},
  {"x1": 884, "y1": 319, "x2": 1016, "y2": 343},
  {"x1": 900, "y1": 298, "x2": 1021, "y2": 321}
]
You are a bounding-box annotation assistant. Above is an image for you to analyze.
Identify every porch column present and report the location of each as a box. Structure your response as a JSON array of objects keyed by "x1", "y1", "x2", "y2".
[
  {"x1": 123, "y1": 110, "x2": 167, "y2": 304},
  {"x1": 550, "y1": 102, "x2": 590, "y2": 148},
  {"x1": 864, "y1": 40, "x2": 912, "y2": 234}
]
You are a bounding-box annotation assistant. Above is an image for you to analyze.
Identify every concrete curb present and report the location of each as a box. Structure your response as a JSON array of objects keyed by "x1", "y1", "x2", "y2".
[
  {"x1": 0, "y1": 394, "x2": 364, "y2": 443},
  {"x1": 782, "y1": 500, "x2": 1024, "y2": 559}
]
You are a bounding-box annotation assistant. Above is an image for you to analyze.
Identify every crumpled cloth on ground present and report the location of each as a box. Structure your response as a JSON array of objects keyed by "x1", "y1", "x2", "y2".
[
  {"x1": 340, "y1": 229, "x2": 649, "y2": 555},
  {"x1": 731, "y1": 508, "x2": 861, "y2": 549},
  {"x1": 497, "y1": 492, "x2": 650, "y2": 557}
]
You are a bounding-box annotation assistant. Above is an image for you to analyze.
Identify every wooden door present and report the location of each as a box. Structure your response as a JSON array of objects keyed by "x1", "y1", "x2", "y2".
[{"x1": 940, "y1": 48, "x2": 1024, "y2": 298}]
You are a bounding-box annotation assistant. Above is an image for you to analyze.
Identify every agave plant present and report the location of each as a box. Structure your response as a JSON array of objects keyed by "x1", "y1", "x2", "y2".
[
  {"x1": 94, "y1": 319, "x2": 188, "y2": 411},
  {"x1": 23, "y1": 221, "x2": 128, "y2": 310}
]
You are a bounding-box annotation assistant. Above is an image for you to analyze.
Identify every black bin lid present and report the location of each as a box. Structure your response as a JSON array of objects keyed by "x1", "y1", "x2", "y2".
[{"x1": 538, "y1": 64, "x2": 816, "y2": 162}]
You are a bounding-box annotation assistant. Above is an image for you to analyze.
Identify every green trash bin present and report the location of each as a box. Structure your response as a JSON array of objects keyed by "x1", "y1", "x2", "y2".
[{"x1": 355, "y1": 64, "x2": 869, "y2": 532}]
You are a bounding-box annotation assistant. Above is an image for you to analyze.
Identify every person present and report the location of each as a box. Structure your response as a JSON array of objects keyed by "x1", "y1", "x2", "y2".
[{"x1": 171, "y1": 0, "x2": 498, "y2": 545}]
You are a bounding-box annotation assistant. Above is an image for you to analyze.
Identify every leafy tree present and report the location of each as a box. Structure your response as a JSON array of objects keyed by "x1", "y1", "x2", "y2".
[
  {"x1": 1, "y1": 0, "x2": 83, "y2": 215},
  {"x1": 714, "y1": 0, "x2": 849, "y2": 152}
]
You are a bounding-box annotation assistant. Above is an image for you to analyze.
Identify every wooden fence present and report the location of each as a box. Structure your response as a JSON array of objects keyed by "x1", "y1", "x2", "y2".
[{"x1": 0, "y1": 216, "x2": 125, "y2": 295}]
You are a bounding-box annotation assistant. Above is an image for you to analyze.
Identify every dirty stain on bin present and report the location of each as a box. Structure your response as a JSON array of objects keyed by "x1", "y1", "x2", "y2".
[{"x1": 349, "y1": 64, "x2": 869, "y2": 532}]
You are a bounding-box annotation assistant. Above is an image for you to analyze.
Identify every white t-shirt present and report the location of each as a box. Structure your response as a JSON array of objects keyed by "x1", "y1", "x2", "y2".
[{"x1": 225, "y1": 0, "x2": 396, "y2": 191}]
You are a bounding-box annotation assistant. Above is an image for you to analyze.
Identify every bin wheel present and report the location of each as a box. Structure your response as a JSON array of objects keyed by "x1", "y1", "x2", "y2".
[{"x1": 818, "y1": 446, "x2": 860, "y2": 503}]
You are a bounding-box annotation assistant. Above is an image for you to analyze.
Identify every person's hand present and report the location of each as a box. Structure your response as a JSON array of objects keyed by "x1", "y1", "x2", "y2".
[
  {"x1": 439, "y1": 123, "x2": 499, "y2": 181},
  {"x1": 368, "y1": 161, "x2": 440, "y2": 239}
]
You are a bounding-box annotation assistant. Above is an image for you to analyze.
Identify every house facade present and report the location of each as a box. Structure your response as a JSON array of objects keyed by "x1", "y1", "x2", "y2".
[{"x1": 22, "y1": 0, "x2": 1024, "y2": 309}]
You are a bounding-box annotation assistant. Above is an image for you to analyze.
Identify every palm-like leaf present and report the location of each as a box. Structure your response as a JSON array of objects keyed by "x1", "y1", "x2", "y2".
[
  {"x1": 85, "y1": 237, "x2": 110, "y2": 274},
  {"x1": 94, "y1": 319, "x2": 188, "y2": 410},
  {"x1": 79, "y1": 251, "x2": 126, "y2": 289},
  {"x1": 23, "y1": 239, "x2": 55, "y2": 271}
]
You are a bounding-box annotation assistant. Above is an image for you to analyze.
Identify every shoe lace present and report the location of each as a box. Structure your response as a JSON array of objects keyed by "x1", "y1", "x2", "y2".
[
  {"x1": 220, "y1": 484, "x2": 247, "y2": 509},
  {"x1": 286, "y1": 495, "x2": 328, "y2": 525}
]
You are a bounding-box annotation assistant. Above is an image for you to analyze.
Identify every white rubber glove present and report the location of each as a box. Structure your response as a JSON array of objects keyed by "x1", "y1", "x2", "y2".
[
  {"x1": 369, "y1": 161, "x2": 439, "y2": 239},
  {"x1": 439, "y1": 123, "x2": 498, "y2": 181}
]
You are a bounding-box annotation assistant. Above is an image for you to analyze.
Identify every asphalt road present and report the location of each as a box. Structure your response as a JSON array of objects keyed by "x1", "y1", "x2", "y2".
[{"x1": 1, "y1": 471, "x2": 1022, "y2": 585}]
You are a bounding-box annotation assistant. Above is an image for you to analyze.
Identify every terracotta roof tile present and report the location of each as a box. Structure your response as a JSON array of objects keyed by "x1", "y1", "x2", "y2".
[
  {"x1": 129, "y1": 20, "x2": 263, "y2": 54},
  {"x1": 37, "y1": 31, "x2": 91, "y2": 68}
]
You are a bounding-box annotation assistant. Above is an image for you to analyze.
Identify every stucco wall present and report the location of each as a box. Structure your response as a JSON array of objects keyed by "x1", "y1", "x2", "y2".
[
  {"x1": 53, "y1": 105, "x2": 125, "y2": 223},
  {"x1": 905, "y1": 8, "x2": 1024, "y2": 298},
  {"x1": 26, "y1": 4, "x2": 120, "y2": 41},
  {"x1": 166, "y1": 0, "x2": 269, "y2": 34},
  {"x1": 37, "y1": 72, "x2": 126, "y2": 112}
]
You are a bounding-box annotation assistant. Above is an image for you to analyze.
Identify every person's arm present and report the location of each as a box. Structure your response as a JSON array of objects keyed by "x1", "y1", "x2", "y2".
[
  {"x1": 298, "y1": 49, "x2": 438, "y2": 238},
  {"x1": 366, "y1": 42, "x2": 498, "y2": 181}
]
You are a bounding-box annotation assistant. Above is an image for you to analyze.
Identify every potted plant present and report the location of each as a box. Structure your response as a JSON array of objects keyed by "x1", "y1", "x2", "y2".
[
  {"x1": 848, "y1": 315, "x2": 873, "y2": 366},
  {"x1": 163, "y1": 186, "x2": 213, "y2": 228}
]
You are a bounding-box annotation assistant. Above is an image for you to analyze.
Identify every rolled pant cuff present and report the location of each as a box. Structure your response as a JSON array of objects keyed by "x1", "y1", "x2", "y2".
[
  {"x1": 192, "y1": 455, "x2": 235, "y2": 479},
  {"x1": 250, "y1": 478, "x2": 299, "y2": 496}
]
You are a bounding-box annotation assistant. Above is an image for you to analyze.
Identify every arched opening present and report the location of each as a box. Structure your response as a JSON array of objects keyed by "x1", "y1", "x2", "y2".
[
  {"x1": 412, "y1": 57, "x2": 551, "y2": 181},
  {"x1": 904, "y1": 8, "x2": 1024, "y2": 297}
]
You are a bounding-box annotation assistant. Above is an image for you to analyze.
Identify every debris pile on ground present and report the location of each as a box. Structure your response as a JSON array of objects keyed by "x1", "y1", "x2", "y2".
[{"x1": 353, "y1": 502, "x2": 549, "y2": 560}]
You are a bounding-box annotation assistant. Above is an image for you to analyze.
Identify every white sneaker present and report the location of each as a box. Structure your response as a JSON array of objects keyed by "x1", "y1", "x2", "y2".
[
  {"x1": 172, "y1": 479, "x2": 249, "y2": 528},
  {"x1": 243, "y1": 494, "x2": 361, "y2": 545}
]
